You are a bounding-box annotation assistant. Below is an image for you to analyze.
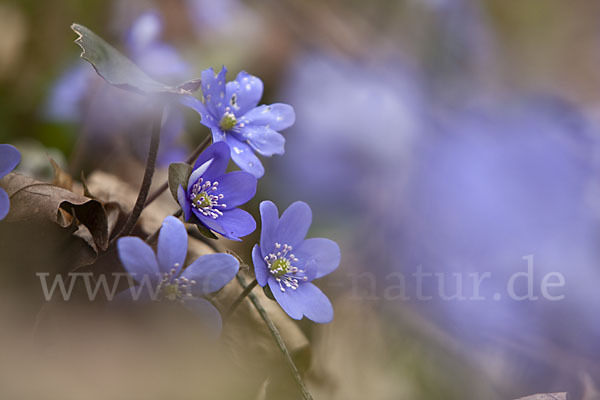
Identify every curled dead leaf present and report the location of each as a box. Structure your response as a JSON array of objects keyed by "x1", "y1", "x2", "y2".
[{"x1": 1, "y1": 172, "x2": 111, "y2": 252}]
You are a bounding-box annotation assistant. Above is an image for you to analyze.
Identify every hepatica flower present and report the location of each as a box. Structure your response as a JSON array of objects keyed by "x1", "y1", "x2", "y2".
[
  {"x1": 182, "y1": 66, "x2": 295, "y2": 178},
  {"x1": 0, "y1": 144, "x2": 21, "y2": 220},
  {"x1": 178, "y1": 142, "x2": 257, "y2": 240},
  {"x1": 252, "y1": 201, "x2": 341, "y2": 323},
  {"x1": 117, "y1": 216, "x2": 239, "y2": 332}
]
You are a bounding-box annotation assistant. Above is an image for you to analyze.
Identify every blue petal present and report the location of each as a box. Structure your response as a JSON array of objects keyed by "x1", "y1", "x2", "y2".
[
  {"x1": 114, "y1": 284, "x2": 158, "y2": 303},
  {"x1": 294, "y1": 238, "x2": 341, "y2": 279},
  {"x1": 0, "y1": 144, "x2": 21, "y2": 178},
  {"x1": 193, "y1": 141, "x2": 230, "y2": 181},
  {"x1": 225, "y1": 135, "x2": 264, "y2": 178},
  {"x1": 268, "y1": 277, "x2": 303, "y2": 320},
  {"x1": 293, "y1": 283, "x2": 334, "y2": 323},
  {"x1": 275, "y1": 201, "x2": 312, "y2": 248},
  {"x1": 178, "y1": 184, "x2": 192, "y2": 221},
  {"x1": 213, "y1": 208, "x2": 256, "y2": 240},
  {"x1": 215, "y1": 171, "x2": 257, "y2": 210},
  {"x1": 211, "y1": 127, "x2": 227, "y2": 142},
  {"x1": 181, "y1": 253, "x2": 239, "y2": 295},
  {"x1": 201, "y1": 66, "x2": 227, "y2": 117},
  {"x1": 240, "y1": 125, "x2": 285, "y2": 157},
  {"x1": 299, "y1": 259, "x2": 318, "y2": 283},
  {"x1": 157, "y1": 216, "x2": 189, "y2": 274},
  {"x1": 0, "y1": 188, "x2": 9, "y2": 221},
  {"x1": 179, "y1": 95, "x2": 218, "y2": 129},
  {"x1": 117, "y1": 237, "x2": 160, "y2": 284},
  {"x1": 259, "y1": 200, "x2": 279, "y2": 256},
  {"x1": 182, "y1": 297, "x2": 223, "y2": 336},
  {"x1": 194, "y1": 211, "x2": 226, "y2": 236},
  {"x1": 240, "y1": 103, "x2": 295, "y2": 131},
  {"x1": 188, "y1": 159, "x2": 213, "y2": 189},
  {"x1": 252, "y1": 244, "x2": 269, "y2": 287},
  {"x1": 232, "y1": 71, "x2": 264, "y2": 116}
]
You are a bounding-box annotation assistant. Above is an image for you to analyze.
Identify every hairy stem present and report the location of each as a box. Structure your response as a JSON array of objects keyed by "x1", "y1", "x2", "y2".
[
  {"x1": 226, "y1": 278, "x2": 258, "y2": 318},
  {"x1": 113, "y1": 105, "x2": 164, "y2": 241},
  {"x1": 144, "y1": 133, "x2": 212, "y2": 207},
  {"x1": 236, "y1": 274, "x2": 314, "y2": 400}
]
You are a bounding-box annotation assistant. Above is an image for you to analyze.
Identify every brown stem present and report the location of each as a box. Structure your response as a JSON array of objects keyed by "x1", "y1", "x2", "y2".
[
  {"x1": 225, "y1": 278, "x2": 258, "y2": 318},
  {"x1": 112, "y1": 105, "x2": 164, "y2": 242},
  {"x1": 144, "y1": 133, "x2": 212, "y2": 207}
]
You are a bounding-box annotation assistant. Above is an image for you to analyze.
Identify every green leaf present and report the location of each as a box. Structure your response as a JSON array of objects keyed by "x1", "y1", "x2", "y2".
[
  {"x1": 168, "y1": 162, "x2": 193, "y2": 201},
  {"x1": 262, "y1": 285, "x2": 276, "y2": 301},
  {"x1": 71, "y1": 23, "x2": 200, "y2": 95}
]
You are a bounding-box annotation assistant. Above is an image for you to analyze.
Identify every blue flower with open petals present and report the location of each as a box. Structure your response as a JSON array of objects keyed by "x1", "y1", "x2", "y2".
[
  {"x1": 0, "y1": 144, "x2": 21, "y2": 221},
  {"x1": 117, "y1": 216, "x2": 239, "y2": 333},
  {"x1": 181, "y1": 66, "x2": 295, "y2": 178},
  {"x1": 178, "y1": 142, "x2": 257, "y2": 240},
  {"x1": 252, "y1": 201, "x2": 341, "y2": 323}
]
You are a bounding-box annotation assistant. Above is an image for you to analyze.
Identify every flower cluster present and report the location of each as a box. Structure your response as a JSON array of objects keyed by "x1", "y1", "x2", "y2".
[
  {"x1": 3, "y1": 18, "x2": 341, "y2": 338},
  {"x1": 121, "y1": 61, "x2": 339, "y2": 328}
]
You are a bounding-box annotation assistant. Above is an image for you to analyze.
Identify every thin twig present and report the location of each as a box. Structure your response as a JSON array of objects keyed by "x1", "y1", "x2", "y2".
[
  {"x1": 144, "y1": 133, "x2": 212, "y2": 207},
  {"x1": 226, "y1": 278, "x2": 258, "y2": 318},
  {"x1": 236, "y1": 274, "x2": 314, "y2": 400},
  {"x1": 112, "y1": 104, "x2": 164, "y2": 242}
]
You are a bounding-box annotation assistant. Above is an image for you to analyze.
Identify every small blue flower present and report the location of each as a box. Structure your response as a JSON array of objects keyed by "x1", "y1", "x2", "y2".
[
  {"x1": 182, "y1": 66, "x2": 295, "y2": 178},
  {"x1": 178, "y1": 142, "x2": 257, "y2": 240},
  {"x1": 252, "y1": 201, "x2": 341, "y2": 323},
  {"x1": 0, "y1": 144, "x2": 21, "y2": 221},
  {"x1": 117, "y1": 216, "x2": 239, "y2": 333}
]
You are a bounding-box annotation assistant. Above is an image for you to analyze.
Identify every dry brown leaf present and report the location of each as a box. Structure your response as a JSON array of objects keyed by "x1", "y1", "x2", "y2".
[{"x1": 2, "y1": 172, "x2": 111, "y2": 252}]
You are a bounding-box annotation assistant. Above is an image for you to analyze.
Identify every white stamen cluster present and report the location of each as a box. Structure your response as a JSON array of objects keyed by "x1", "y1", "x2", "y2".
[
  {"x1": 264, "y1": 243, "x2": 307, "y2": 292},
  {"x1": 189, "y1": 178, "x2": 226, "y2": 219},
  {"x1": 158, "y1": 264, "x2": 197, "y2": 302}
]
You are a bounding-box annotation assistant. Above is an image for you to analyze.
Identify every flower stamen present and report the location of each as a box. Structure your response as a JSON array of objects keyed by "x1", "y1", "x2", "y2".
[
  {"x1": 189, "y1": 178, "x2": 227, "y2": 219},
  {"x1": 157, "y1": 266, "x2": 197, "y2": 302},
  {"x1": 264, "y1": 243, "x2": 305, "y2": 292}
]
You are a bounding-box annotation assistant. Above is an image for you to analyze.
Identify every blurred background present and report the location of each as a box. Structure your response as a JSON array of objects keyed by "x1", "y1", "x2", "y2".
[{"x1": 1, "y1": 0, "x2": 600, "y2": 399}]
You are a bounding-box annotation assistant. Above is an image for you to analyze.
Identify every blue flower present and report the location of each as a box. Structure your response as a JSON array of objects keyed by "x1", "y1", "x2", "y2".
[
  {"x1": 252, "y1": 201, "x2": 340, "y2": 323},
  {"x1": 182, "y1": 66, "x2": 295, "y2": 178},
  {"x1": 0, "y1": 144, "x2": 21, "y2": 221},
  {"x1": 117, "y1": 216, "x2": 239, "y2": 333},
  {"x1": 178, "y1": 142, "x2": 257, "y2": 240}
]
